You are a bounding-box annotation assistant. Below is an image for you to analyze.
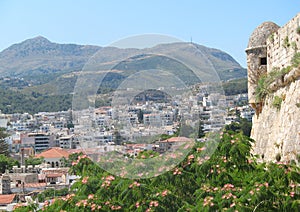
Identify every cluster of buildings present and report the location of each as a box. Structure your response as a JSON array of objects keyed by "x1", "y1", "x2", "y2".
[
  {"x1": 0, "y1": 83, "x2": 254, "y2": 210},
  {"x1": 0, "y1": 147, "x2": 80, "y2": 211},
  {"x1": 0, "y1": 84, "x2": 253, "y2": 158}
]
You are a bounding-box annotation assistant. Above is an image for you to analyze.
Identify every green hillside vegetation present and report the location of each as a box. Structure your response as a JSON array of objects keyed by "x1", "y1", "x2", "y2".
[
  {"x1": 21, "y1": 57, "x2": 247, "y2": 97},
  {"x1": 0, "y1": 78, "x2": 248, "y2": 114},
  {"x1": 0, "y1": 88, "x2": 71, "y2": 114},
  {"x1": 0, "y1": 37, "x2": 246, "y2": 96},
  {"x1": 0, "y1": 37, "x2": 248, "y2": 113},
  {"x1": 222, "y1": 78, "x2": 248, "y2": 95}
]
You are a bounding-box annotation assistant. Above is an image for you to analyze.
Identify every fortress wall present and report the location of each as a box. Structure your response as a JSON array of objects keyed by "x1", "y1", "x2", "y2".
[
  {"x1": 251, "y1": 79, "x2": 300, "y2": 162},
  {"x1": 249, "y1": 13, "x2": 300, "y2": 162},
  {"x1": 268, "y1": 14, "x2": 300, "y2": 71}
]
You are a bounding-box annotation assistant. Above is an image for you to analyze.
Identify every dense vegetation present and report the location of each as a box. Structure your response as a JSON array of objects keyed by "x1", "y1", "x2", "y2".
[
  {"x1": 0, "y1": 88, "x2": 72, "y2": 114},
  {"x1": 0, "y1": 77, "x2": 248, "y2": 114},
  {"x1": 15, "y1": 129, "x2": 300, "y2": 211},
  {"x1": 0, "y1": 128, "x2": 19, "y2": 173},
  {"x1": 0, "y1": 128, "x2": 9, "y2": 156},
  {"x1": 0, "y1": 154, "x2": 19, "y2": 173},
  {"x1": 222, "y1": 78, "x2": 247, "y2": 96}
]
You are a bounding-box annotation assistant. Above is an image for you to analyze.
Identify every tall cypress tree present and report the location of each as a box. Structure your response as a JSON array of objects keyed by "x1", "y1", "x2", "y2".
[
  {"x1": 0, "y1": 128, "x2": 9, "y2": 156},
  {"x1": 198, "y1": 120, "x2": 205, "y2": 138}
]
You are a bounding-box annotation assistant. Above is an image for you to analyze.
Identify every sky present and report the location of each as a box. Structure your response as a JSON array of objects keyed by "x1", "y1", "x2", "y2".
[{"x1": 0, "y1": 0, "x2": 298, "y2": 67}]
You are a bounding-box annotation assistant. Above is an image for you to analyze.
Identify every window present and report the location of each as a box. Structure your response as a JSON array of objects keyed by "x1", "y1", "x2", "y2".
[{"x1": 260, "y1": 57, "x2": 267, "y2": 65}]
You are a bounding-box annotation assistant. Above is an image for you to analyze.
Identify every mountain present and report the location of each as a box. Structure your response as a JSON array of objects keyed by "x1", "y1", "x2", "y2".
[
  {"x1": 0, "y1": 36, "x2": 101, "y2": 79},
  {"x1": 0, "y1": 36, "x2": 247, "y2": 95}
]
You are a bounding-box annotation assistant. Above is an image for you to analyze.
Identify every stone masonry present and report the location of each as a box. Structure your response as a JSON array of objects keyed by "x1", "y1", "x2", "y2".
[{"x1": 246, "y1": 13, "x2": 300, "y2": 162}]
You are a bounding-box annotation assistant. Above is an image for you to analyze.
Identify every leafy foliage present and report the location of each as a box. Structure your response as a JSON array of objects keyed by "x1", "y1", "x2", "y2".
[
  {"x1": 225, "y1": 118, "x2": 252, "y2": 137},
  {"x1": 297, "y1": 26, "x2": 300, "y2": 35},
  {"x1": 255, "y1": 66, "x2": 291, "y2": 102},
  {"x1": 283, "y1": 36, "x2": 291, "y2": 48},
  {"x1": 18, "y1": 129, "x2": 299, "y2": 212},
  {"x1": 0, "y1": 128, "x2": 9, "y2": 156},
  {"x1": 0, "y1": 88, "x2": 72, "y2": 114},
  {"x1": 292, "y1": 52, "x2": 300, "y2": 67},
  {"x1": 255, "y1": 74, "x2": 270, "y2": 102},
  {"x1": 37, "y1": 188, "x2": 69, "y2": 202},
  {"x1": 272, "y1": 96, "x2": 283, "y2": 110},
  {"x1": 25, "y1": 156, "x2": 44, "y2": 166},
  {"x1": 0, "y1": 154, "x2": 19, "y2": 173},
  {"x1": 222, "y1": 78, "x2": 247, "y2": 96},
  {"x1": 255, "y1": 52, "x2": 300, "y2": 103}
]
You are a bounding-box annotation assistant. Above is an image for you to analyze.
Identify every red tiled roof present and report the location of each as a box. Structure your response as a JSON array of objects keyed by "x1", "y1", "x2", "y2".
[
  {"x1": 35, "y1": 147, "x2": 70, "y2": 159},
  {"x1": 0, "y1": 194, "x2": 16, "y2": 204},
  {"x1": 67, "y1": 148, "x2": 97, "y2": 155},
  {"x1": 24, "y1": 183, "x2": 47, "y2": 188},
  {"x1": 161, "y1": 137, "x2": 193, "y2": 143},
  {"x1": 46, "y1": 173, "x2": 63, "y2": 178},
  {"x1": 66, "y1": 149, "x2": 84, "y2": 154}
]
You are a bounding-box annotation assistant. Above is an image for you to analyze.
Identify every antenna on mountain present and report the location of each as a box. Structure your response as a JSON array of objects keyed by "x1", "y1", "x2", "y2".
[{"x1": 190, "y1": 37, "x2": 193, "y2": 44}]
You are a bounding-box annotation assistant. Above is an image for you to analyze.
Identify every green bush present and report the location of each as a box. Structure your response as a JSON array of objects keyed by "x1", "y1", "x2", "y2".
[
  {"x1": 292, "y1": 52, "x2": 300, "y2": 67},
  {"x1": 268, "y1": 33, "x2": 275, "y2": 43},
  {"x1": 255, "y1": 74, "x2": 270, "y2": 102},
  {"x1": 291, "y1": 41, "x2": 298, "y2": 51},
  {"x1": 255, "y1": 61, "x2": 294, "y2": 103},
  {"x1": 22, "y1": 128, "x2": 299, "y2": 212},
  {"x1": 297, "y1": 26, "x2": 300, "y2": 35},
  {"x1": 272, "y1": 96, "x2": 283, "y2": 110},
  {"x1": 283, "y1": 36, "x2": 290, "y2": 48}
]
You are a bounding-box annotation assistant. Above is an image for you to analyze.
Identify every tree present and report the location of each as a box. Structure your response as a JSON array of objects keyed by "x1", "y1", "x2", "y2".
[
  {"x1": 179, "y1": 123, "x2": 194, "y2": 137},
  {"x1": 16, "y1": 128, "x2": 300, "y2": 212},
  {"x1": 60, "y1": 153, "x2": 83, "y2": 167},
  {"x1": 0, "y1": 128, "x2": 9, "y2": 156},
  {"x1": 25, "y1": 156, "x2": 44, "y2": 167},
  {"x1": 0, "y1": 154, "x2": 19, "y2": 173},
  {"x1": 113, "y1": 130, "x2": 122, "y2": 145},
  {"x1": 137, "y1": 109, "x2": 144, "y2": 124},
  {"x1": 239, "y1": 118, "x2": 252, "y2": 137},
  {"x1": 225, "y1": 118, "x2": 252, "y2": 137},
  {"x1": 198, "y1": 120, "x2": 205, "y2": 138}
]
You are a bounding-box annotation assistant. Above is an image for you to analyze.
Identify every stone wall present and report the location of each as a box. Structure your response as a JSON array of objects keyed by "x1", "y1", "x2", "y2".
[
  {"x1": 251, "y1": 78, "x2": 300, "y2": 162},
  {"x1": 246, "y1": 47, "x2": 267, "y2": 104},
  {"x1": 267, "y1": 13, "x2": 300, "y2": 71},
  {"x1": 249, "y1": 13, "x2": 300, "y2": 162}
]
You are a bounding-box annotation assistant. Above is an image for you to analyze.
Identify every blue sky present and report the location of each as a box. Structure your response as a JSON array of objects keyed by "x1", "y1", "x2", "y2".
[{"x1": 0, "y1": 0, "x2": 298, "y2": 67}]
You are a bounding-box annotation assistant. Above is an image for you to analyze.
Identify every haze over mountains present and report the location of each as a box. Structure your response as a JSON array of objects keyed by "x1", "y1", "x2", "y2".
[{"x1": 0, "y1": 36, "x2": 246, "y2": 94}]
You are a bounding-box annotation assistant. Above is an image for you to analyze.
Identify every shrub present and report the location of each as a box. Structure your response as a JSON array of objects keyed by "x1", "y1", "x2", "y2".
[
  {"x1": 291, "y1": 41, "x2": 298, "y2": 51},
  {"x1": 17, "y1": 129, "x2": 300, "y2": 212},
  {"x1": 268, "y1": 33, "x2": 275, "y2": 43},
  {"x1": 272, "y1": 96, "x2": 283, "y2": 110},
  {"x1": 297, "y1": 26, "x2": 300, "y2": 35},
  {"x1": 291, "y1": 52, "x2": 300, "y2": 67},
  {"x1": 283, "y1": 36, "x2": 290, "y2": 48},
  {"x1": 255, "y1": 63, "x2": 294, "y2": 103},
  {"x1": 255, "y1": 74, "x2": 269, "y2": 102}
]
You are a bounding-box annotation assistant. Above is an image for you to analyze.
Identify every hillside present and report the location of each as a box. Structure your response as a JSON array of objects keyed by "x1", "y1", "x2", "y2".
[
  {"x1": 0, "y1": 37, "x2": 246, "y2": 96},
  {"x1": 0, "y1": 37, "x2": 249, "y2": 113},
  {"x1": 0, "y1": 36, "x2": 101, "y2": 84}
]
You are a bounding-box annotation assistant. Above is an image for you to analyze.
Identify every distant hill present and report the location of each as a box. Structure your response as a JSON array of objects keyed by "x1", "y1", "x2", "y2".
[
  {"x1": 0, "y1": 36, "x2": 246, "y2": 96},
  {"x1": 0, "y1": 36, "x2": 101, "y2": 84}
]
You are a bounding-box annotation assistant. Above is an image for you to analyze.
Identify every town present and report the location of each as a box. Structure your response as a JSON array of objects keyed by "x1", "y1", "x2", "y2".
[{"x1": 0, "y1": 82, "x2": 253, "y2": 211}]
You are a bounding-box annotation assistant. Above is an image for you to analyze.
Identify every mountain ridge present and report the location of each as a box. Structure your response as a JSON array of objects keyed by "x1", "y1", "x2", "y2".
[{"x1": 0, "y1": 36, "x2": 247, "y2": 95}]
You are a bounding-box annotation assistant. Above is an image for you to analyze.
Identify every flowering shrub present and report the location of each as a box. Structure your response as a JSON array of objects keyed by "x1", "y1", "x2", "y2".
[{"x1": 16, "y1": 129, "x2": 300, "y2": 211}]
